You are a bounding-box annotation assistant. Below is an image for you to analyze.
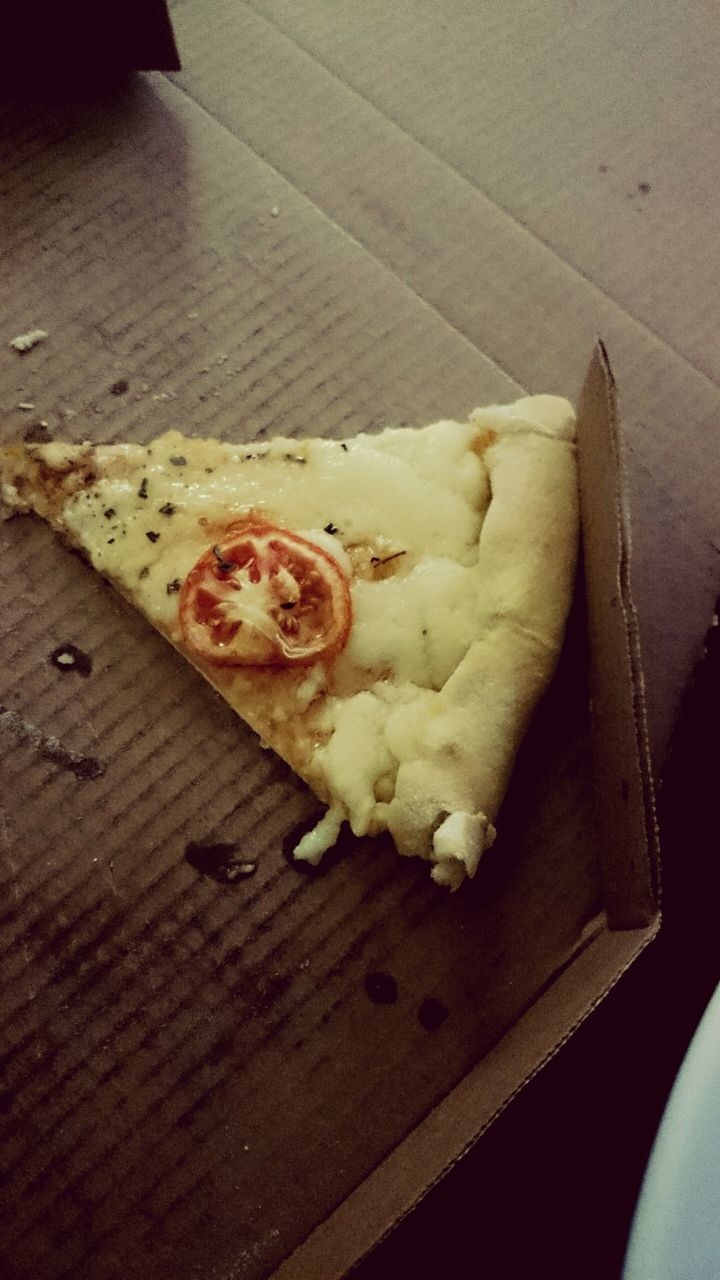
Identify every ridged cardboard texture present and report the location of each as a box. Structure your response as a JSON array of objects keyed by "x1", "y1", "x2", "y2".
[{"x1": 2, "y1": 1, "x2": 713, "y2": 1275}]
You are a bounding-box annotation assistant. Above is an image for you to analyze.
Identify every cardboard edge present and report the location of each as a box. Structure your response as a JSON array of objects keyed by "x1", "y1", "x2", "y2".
[
  {"x1": 577, "y1": 342, "x2": 661, "y2": 928},
  {"x1": 271, "y1": 919, "x2": 659, "y2": 1280}
]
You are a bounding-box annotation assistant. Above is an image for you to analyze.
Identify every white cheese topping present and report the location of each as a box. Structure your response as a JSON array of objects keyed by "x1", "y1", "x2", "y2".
[{"x1": 62, "y1": 425, "x2": 488, "y2": 660}]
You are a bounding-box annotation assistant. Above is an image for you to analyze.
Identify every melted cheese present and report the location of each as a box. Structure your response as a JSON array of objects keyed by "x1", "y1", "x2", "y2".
[{"x1": 61, "y1": 426, "x2": 488, "y2": 671}]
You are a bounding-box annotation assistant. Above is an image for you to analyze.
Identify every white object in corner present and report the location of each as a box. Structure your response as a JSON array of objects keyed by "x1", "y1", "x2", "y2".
[{"x1": 623, "y1": 981, "x2": 720, "y2": 1280}]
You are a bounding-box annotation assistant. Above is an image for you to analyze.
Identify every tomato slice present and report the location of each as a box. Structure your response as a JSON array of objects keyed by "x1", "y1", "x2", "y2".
[{"x1": 179, "y1": 521, "x2": 352, "y2": 666}]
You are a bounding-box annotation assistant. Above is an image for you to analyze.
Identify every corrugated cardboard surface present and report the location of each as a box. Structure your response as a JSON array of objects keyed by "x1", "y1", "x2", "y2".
[{"x1": 1, "y1": 1, "x2": 715, "y2": 1276}]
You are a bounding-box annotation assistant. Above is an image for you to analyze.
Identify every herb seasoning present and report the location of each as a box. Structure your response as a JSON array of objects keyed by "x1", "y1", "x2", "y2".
[
  {"x1": 371, "y1": 550, "x2": 407, "y2": 566},
  {"x1": 213, "y1": 546, "x2": 235, "y2": 573}
]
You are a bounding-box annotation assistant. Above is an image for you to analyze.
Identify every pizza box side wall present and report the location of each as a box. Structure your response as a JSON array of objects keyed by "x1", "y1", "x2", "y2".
[{"x1": 271, "y1": 344, "x2": 661, "y2": 1279}]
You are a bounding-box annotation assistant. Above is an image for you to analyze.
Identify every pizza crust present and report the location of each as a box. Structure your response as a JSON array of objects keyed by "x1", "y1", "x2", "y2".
[{"x1": 382, "y1": 402, "x2": 578, "y2": 885}]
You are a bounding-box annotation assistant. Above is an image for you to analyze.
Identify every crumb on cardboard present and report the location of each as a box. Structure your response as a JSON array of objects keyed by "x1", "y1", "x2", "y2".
[{"x1": 10, "y1": 328, "x2": 48, "y2": 353}]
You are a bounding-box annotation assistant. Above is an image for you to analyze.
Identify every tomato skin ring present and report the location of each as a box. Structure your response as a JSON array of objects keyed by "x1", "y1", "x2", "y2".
[{"x1": 179, "y1": 520, "x2": 353, "y2": 668}]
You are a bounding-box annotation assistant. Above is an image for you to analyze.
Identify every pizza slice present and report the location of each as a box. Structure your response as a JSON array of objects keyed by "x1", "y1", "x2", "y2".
[{"x1": 0, "y1": 396, "x2": 578, "y2": 888}]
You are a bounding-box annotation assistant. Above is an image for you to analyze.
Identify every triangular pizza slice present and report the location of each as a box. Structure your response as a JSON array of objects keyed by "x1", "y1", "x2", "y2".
[{"x1": 0, "y1": 396, "x2": 578, "y2": 888}]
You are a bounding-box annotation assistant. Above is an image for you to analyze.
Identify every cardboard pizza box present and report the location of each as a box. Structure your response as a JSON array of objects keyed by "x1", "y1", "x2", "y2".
[{"x1": 0, "y1": 3, "x2": 717, "y2": 1276}]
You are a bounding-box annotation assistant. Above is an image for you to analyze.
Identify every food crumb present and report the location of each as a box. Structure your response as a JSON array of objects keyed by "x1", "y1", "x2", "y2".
[
  {"x1": 10, "y1": 328, "x2": 48, "y2": 353},
  {"x1": 185, "y1": 840, "x2": 258, "y2": 884},
  {"x1": 17, "y1": 402, "x2": 35, "y2": 411},
  {"x1": 50, "y1": 643, "x2": 93, "y2": 677},
  {"x1": 270, "y1": 205, "x2": 280, "y2": 217}
]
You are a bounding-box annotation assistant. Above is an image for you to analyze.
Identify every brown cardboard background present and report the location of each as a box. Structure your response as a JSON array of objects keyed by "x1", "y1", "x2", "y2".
[
  {"x1": 213, "y1": 0, "x2": 718, "y2": 380},
  {"x1": 1, "y1": 1, "x2": 716, "y2": 1276}
]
